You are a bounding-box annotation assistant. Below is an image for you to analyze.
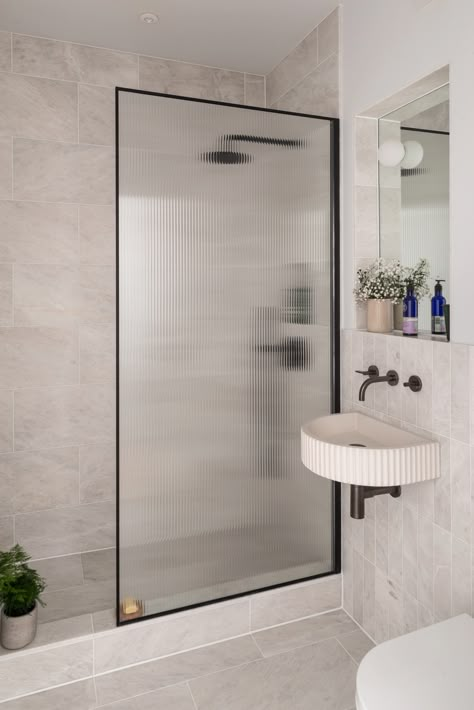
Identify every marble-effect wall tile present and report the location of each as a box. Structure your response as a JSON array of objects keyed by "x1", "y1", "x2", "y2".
[
  {"x1": 0, "y1": 264, "x2": 13, "y2": 326},
  {"x1": 0, "y1": 31, "x2": 12, "y2": 72},
  {"x1": 139, "y1": 56, "x2": 245, "y2": 104},
  {"x1": 79, "y1": 84, "x2": 115, "y2": 146},
  {"x1": 0, "y1": 201, "x2": 79, "y2": 264},
  {"x1": 13, "y1": 138, "x2": 114, "y2": 204},
  {"x1": 0, "y1": 136, "x2": 13, "y2": 199},
  {"x1": 343, "y1": 328, "x2": 474, "y2": 642},
  {"x1": 0, "y1": 73, "x2": 77, "y2": 142},
  {"x1": 13, "y1": 34, "x2": 138, "y2": 87}
]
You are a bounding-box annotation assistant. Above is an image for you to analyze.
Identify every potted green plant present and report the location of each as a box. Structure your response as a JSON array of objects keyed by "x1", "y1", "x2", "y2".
[
  {"x1": 0, "y1": 545, "x2": 46, "y2": 650},
  {"x1": 354, "y1": 258, "x2": 402, "y2": 332}
]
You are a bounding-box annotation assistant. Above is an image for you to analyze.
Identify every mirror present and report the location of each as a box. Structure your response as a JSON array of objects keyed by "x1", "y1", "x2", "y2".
[{"x1": 378, "y1": 84, "x2": 449, "y2": 332}]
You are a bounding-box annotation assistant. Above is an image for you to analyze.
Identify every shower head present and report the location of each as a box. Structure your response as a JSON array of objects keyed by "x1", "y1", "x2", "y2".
[
  {"x1": 201, "y1": 134, "x2": 306, "y2": 166},
  {"x1": 202, "y1": 150, "x2": 253, "y2": 165}
]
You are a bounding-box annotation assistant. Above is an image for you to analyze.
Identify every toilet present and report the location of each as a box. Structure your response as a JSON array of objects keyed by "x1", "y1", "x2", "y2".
[{"x1": 356, "y1": 614, "x2": 474, "y2": 710}]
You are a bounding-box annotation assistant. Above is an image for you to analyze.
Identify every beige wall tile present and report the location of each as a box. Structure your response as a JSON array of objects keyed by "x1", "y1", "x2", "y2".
[
  {"x1": 80, "y1": 265, "x2": 115, "y2": 324},
  {"x1": 0, "y1": 389, "x2": 13, "y2": 453},
  {"x1": 79, "y1": 205, "x2": 115, "y2": 265},
  {"x1": 354, "y1": 186, "x2": 378, "y2": 258},
  {"x1": 451, "y1": 344, "x2": 470, "y2": 443},
  {"x1": 0, "y1": 640, "x2": 93, "y2": 703},
  {"x1": 13, "y1": 138, "x2": 114, "y2": 204},
  {"x1": 266, "y1": 26, "x2": 319, "y2": 107},
  {"x1": 0, "y1": 447, "x2": 79, "y2": 514},
  {"x1": 14, "y1": 264, "x2": 114, "y2": 326},
  {"x1": 79, "y1": 441, "x2": 115, "y2": 503},
  {"x1": 244, "y1": 74, "x2": 265, "y2": 107},
  {"x1": 0, "y1": 201, "x2": 78, "y2": 264},
  {"x1": 139, "y1": 55, "x2": 244, "y2": 103},
  {"x1": 451, "y1": 441, "x2": 471, "y2": 544},
  {"x1": 82, "y1": 547, "x2": 115, "y2": 582},
  {"x1": 0, "y1": 32, "x2": 12, "y2": 72},
  {"x1": 0, "y1": 73, "x2": 77, "y2": 142},
  {"x1": 0, "y1": 516, "x2": 14, "y2": 549},
  {"x1": 317, "y1": 8, "x2": 339, "y2": 64},
  {"x1": 79, "y1": 84, "x2": 114, "y2": 146},
  {"x1": 94, "y1": 600, "x2": 250, "y2": 673},
  {"x1": 0, "y1": 327, "x2": 78, "y2": 387},
  {"x1": 0, "y1": 679, "x2": 96, "y2": 710},
  {"x1": 13, "y1": 34, "x2": 138, "y2": 87},
  {"x1": 355, "y1": 117, "x2": 378, "y2": 187},
  {"x1": 79, "y1": 322, "x2": 115, "y2": 384},
  {"x1": 95, "y1": 636, "x2": 261, "y2": 706},
  {"x1": 272, "y1": 54, "x2": 339, "y2": 117},
  {"x1": 452, "y1": 536, "x2": 472, "y2": 616},
  {"x1": 434, "y1": 524, "x2": 451, "y2": 621},
  {"x1": 0, "y1": 136, "x2": 12, "y2": 199},
  {"x1": 33, "y1": 553, "x2": 84, "y2": 592},
  {"x1": 250, "y1": 575, "x2": 341, "y2": 630},
  {"x1": 0, "y1": 264, "x2": 13, "y2": 326},
  {"x1": 14, "y1": 383, "x2": 115, "y2": 450},
  {"x1": 39, "y1": 578, "x2": 115, "y2": 622},
  {"x1": 15, "y1": 501, "x2": 115, "y2": 558}
]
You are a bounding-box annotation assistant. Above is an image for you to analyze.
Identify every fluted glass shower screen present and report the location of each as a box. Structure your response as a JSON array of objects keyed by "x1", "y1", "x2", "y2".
[{"x1": 117, "y1": 88, "x2": 340, "y2": 623}]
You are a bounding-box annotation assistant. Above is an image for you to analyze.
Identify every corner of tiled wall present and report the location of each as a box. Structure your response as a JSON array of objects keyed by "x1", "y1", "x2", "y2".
[{"x1": 265, "y1": 7, "x2": 340, "y2": 116}]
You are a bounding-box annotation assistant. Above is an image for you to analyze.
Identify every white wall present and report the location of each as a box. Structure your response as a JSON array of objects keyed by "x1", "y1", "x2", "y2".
[{"x1": 341, "y1": 0, "x2": 474, "y2": 344}]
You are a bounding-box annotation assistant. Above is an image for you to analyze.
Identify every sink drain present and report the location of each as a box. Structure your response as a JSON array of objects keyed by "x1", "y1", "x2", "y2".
[{"x1": 349, "y1": 443, "x2": 366, "y2": 447}]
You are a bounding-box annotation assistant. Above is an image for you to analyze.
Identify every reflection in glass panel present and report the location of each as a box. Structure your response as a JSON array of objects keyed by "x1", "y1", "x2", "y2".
[
  {"x1": 117, "y1": 90, "x2": 338, "y2": 621},
  {"x1": 379, "y1": 84, "x2": 449, "y2": 332}
]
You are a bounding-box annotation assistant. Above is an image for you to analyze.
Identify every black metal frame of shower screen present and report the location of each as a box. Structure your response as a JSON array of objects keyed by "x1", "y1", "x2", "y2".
[{"x1": 115, "y1": 86, "x2": 341, "y2": 626}]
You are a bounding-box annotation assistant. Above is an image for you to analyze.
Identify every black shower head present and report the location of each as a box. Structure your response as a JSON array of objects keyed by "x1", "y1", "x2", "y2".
[{"x1": 202, "y1": 150, "x2": 253, "y2": 165}]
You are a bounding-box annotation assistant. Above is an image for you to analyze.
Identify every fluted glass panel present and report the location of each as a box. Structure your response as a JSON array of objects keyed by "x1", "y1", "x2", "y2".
[{"x1": 118, "y1": 90, "x2": 336, "y2": 619}]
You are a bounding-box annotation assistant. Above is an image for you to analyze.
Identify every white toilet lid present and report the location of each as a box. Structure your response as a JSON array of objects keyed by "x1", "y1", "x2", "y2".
[{"x1": 356, "y1": 615, "x2": 474, "y2": 710}]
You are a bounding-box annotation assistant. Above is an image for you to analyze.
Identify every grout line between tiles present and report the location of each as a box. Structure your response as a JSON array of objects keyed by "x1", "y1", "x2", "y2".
[{"x1": 187, "y1": 681, "x2": 200, "y2": 710}]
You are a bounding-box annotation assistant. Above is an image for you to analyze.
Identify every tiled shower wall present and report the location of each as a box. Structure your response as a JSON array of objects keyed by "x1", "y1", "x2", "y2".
[
  {"x1": 0, "y1": 6, "x2": 340, "y2": 625},
  {"x1": 265, "y1": 8, "x2": 339, "y2": 115},
  {"x1": 0, "y1": 29, "x2": 264, "y2": 622}
]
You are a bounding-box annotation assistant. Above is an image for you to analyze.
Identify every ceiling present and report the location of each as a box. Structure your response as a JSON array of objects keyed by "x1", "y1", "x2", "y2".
[{"x1": 0, "y1": 0, "x2": 339, "y2": 75}]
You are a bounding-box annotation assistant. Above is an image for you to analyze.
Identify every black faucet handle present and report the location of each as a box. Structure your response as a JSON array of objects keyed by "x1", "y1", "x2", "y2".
[{"x1": 355, "y1": 365, "x2": 379, "y2": 377}]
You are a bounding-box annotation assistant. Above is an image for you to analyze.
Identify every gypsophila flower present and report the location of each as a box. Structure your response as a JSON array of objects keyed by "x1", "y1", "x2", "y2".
[{"x1": 354, "y1": 257, "x2": 430, "y2": 304}]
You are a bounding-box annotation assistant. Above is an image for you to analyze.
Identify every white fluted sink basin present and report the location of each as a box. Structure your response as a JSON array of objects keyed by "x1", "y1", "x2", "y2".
[{"x1": 301, "y1": 412, "x2": 440, "y2": 487}]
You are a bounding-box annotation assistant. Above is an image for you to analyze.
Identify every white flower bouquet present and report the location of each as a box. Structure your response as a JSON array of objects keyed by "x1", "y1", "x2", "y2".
[{"x1": 354, "y1": 258, "x2": 430, "y2": 304}]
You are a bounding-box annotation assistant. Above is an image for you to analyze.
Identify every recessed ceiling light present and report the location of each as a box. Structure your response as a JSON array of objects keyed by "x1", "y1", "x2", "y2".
[{"x1": 140, "y1": 12, "x2": 159, "y2": 24}]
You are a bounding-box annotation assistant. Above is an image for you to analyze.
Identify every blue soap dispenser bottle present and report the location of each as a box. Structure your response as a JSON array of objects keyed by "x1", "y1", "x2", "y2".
[
  {"x1": 431, "y1": 279, "x2": 446, "y2": 335},
  {"x1": 403, "y1": 282, "x2": 418, "y2": 337}
]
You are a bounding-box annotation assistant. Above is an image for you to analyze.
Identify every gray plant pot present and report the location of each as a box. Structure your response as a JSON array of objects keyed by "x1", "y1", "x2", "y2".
[{"x1": 1, "y1": 604, "x2": 38, "y2": 650}]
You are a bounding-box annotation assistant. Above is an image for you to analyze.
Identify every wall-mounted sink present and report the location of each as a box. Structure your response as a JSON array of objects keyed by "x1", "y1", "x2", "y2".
[{"x1": 301, "y1": 412, "x2": 440, "y2": 518}]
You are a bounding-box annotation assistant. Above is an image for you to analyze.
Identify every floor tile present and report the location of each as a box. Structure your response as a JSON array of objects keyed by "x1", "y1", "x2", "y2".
[
  {"x1": 253, "y1": 608, "x2": 357, "y2": 657},
  {"x1": 337, "y1": 629, "x2": 375, "y2": 664},
  {"x1": 97, "y1": 683, "x2": 196, "y2": 710},
  {"x1": 189, "y1": 637, "x2": 357, "y2": 710}
]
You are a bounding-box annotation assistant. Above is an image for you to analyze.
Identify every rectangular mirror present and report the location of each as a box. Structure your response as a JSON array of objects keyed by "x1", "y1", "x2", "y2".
[{"x1": 378, "y1": 84, "x2": 449, "y2": 333}]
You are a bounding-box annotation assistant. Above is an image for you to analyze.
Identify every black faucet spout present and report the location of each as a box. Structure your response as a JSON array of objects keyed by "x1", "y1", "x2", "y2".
[{"x1": 357, "y1": 369, "x2": 399, "y2": 401}]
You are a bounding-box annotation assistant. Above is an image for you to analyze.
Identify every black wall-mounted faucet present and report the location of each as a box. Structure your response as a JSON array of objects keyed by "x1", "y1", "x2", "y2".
[{"x1": 356, "y1": 365, "x2": 399, "y2": 401}]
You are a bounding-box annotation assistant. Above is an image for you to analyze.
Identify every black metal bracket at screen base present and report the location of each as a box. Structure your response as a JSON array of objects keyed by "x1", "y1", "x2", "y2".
[{"x1": 350, "y1": 484, "x2": 401, "y2": 519}]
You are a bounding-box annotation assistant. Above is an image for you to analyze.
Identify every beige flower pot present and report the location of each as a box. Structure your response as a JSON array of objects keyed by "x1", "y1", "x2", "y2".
[
  {"x1": 393, "y1": 302, "x2": 404, "y2": 331},
  {"x1": 367, "y1": 299, "x2": 393, "y2": 333},
  {"x1": 1, "y1": 604, "x2": 38, "y2": 650}
]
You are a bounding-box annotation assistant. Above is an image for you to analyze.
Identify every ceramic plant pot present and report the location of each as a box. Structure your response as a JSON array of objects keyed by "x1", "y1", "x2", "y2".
[
  {"x1": 393, "y1": 302, "x2": 404, "y2": 331},
  {"x1": 1, "y1": 604, "x2": 38, "y2": 650},
  {"x1": 367, "y1": 299, "x2": 393, "y2": 333}
]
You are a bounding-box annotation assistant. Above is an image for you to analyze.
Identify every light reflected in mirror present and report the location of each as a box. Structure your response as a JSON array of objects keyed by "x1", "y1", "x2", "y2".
[{"x1": 378, "y1": 84, "x2": 449, "y2": 332}]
